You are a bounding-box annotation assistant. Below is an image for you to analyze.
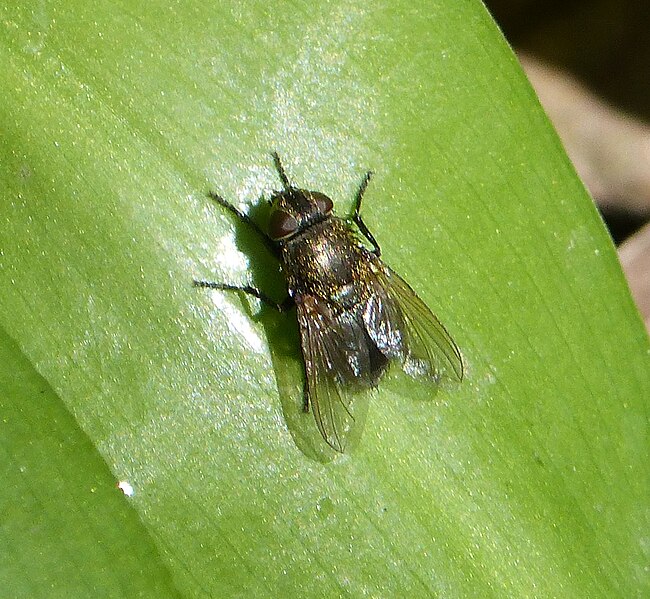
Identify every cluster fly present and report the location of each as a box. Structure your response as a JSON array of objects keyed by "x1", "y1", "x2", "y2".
[{"x1": 195, "y1": 153, "x2": 463, "y2": 452}]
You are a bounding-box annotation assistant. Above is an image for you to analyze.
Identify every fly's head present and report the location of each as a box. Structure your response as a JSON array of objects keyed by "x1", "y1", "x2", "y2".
[
  {"x1": 268, "y1": 187, "x2": 334, "y2": 242},
  {"x1": 266, "y1": 152, "x2": 335, "y2": 243}
]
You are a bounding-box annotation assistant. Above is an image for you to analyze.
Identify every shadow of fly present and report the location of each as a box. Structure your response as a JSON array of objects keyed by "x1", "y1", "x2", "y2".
[{"x1": 195, "y1": 153, "x2": 463, "y2": 452}]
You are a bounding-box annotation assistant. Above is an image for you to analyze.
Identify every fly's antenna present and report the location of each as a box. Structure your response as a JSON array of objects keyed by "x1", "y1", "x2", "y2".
[{"x1": 272, "y1": 151, "x2": 291, "y2": 189}]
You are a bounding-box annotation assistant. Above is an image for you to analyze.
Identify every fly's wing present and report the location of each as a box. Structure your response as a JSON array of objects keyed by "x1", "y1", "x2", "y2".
[
  {"x1": 296, "y1": 295, "x2": 371, "y2": 452},
  {"x1": 366, "y1": 265, "x2": 464, "y2": 382}
]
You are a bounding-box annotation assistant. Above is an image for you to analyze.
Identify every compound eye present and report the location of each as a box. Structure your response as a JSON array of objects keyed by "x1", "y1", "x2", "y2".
[
  {"x1": 311, "y1": 192, "x2": 333, "y2": 215},
  {"x1": 269, "y1": 209, "x2": 299, "y2": 240}
]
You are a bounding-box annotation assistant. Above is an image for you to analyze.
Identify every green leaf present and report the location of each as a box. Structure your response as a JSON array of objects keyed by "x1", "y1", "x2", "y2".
[
  {"x1": 1, "y1": 1, "x2": 648, "y2": 597},
  {"x1": 0, "y1": 329, "x2": 180, "y2": 598}
]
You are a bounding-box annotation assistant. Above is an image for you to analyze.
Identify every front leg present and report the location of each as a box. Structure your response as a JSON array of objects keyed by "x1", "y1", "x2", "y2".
[
  {"x1": 352, "y1": 172, "x2": 381, "y2": 256},
  {"x1": 206, "y1": 192, "x2": 280, "y2": 258}
]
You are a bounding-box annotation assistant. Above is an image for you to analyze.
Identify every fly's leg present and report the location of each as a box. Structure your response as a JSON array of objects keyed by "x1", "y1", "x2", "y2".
[
  {"x1": 207, "y1": 191, "x2": 279, "y2": 257},
  {"x1": 352, "y1": 171, "x2": 381, "y2": 257},
  {"x1": 193, "y1": 281, "x2": 294, "y2": 312},
  {"x1": 198, "y1": 192, "x2": 285, "y2": 307},
  {"x1": 271, "y1": 152, "x2": 292, "y2": 190},
  {"x1": 195, "y1": 279, "x2": 307, "y2": 406}
]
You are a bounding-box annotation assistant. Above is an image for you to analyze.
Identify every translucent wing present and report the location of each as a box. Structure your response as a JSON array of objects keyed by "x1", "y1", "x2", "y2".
[
  {"x1": 295, "y1": 294, "x2": 375, "y2": 452},
  {"x1": 365, "y1": 265, "x2": 464, "y2": 382}
]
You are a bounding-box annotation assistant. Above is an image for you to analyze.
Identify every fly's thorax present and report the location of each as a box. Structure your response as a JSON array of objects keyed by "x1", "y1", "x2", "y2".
[{"x1": 280, "y1": 218, "x2": 377, "y2": 304}]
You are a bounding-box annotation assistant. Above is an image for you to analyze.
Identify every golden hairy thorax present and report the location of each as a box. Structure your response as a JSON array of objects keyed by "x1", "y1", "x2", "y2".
[{"x1": 281, "y1": 218, "x2": 377, "y2": 305}]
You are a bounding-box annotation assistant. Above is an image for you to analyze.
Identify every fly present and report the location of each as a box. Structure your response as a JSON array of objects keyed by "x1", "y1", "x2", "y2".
[{"x1": 195, "y1": 153, "x2": 463, "y2": 452}]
